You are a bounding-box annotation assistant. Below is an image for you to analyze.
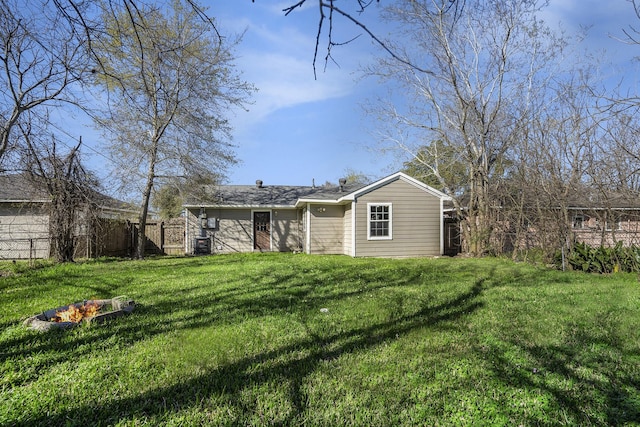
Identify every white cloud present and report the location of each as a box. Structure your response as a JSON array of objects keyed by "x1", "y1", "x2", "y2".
[
  {"x1": 227, "y1": 16, "x2": 359, "y2": 128},
  {"x1": 238, "y1": 51, "x2": 352, "y2": 120},
  {"x1": 539, "y1": 0, "x2": 636, "y2": 42}
]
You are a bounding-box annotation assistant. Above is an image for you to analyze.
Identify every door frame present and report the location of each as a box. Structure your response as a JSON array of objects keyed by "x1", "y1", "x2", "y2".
[
  {"x1": 251, "y1": 209, "x2": 272, "y2": 251},
  {"x1": 443, "y1": 218, "x2": 461, "y2": 256}
]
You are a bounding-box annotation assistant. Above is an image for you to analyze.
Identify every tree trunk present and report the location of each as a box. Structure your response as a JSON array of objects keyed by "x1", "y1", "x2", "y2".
[
  {"x1": 135, "y1": 138, "x2": 159, "y2": 259},
  {"x1": 466, "y1": 163, "x2": 493, "y2": 256},
  {"x1": 49, "y1": 195, "x2": 76, "y2": 263}
]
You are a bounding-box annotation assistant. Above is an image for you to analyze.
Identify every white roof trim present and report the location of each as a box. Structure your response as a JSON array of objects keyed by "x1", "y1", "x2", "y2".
[
  {"x1": 294, "y1": 198, "x2": 346, "y2": 208},
  {"x1": 566, "y1": 206, "x2": 640, "y2": 211},
  {"x1": 184, "y1": 204, "x2": 297, "y2": 209},
  {"x1": 0, "y1": 199, "x2": 50, "y2": 203}
]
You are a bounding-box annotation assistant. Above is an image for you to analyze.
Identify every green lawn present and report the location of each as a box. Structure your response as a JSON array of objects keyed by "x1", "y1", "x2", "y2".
[{"x1": 1, "y1": 253, "x2": 639, "y2": 426}]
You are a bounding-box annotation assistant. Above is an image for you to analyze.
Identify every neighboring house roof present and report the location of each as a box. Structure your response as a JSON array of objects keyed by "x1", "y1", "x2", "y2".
[
  {"x1": 564, "y1": 192, "x2": 640, "y2": 210},
  {"x1": 0, "y1": 173, "x2": 134, "y2": 213},
  {"x1": 0, "y1": 173, "x2": 50, "y2": 202},
  {"x1": 185, "y1": 172, "x2": 451, "y2": 209}
]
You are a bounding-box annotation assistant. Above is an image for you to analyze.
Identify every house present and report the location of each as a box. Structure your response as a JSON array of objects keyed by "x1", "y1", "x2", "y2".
[
  {"x1": 568, "y1": 198, "x2": 640, "y2": 248},
  {"x1": 0, "y1": 174, "x2": 51, "y2": 259},
  {"x1": 184, "y1": 172, "x2": 453, "y2": 258},
  {"x1": 0, "y1": 174, "x2": 135, "y2": 259},
  {"x1": 459, "y1": 190, "x2": 640, "y2": 255}
]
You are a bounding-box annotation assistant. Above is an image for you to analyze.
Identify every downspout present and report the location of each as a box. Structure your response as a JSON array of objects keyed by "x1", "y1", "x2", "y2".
[
  {"x1": 184, "y1": 209, "x2": 189, "y2": 255},
  {"x1": 306, "y1": 203, "x2": 311, "y2": 254},
  {"x1": 269, "y1": 209, "x2": 273, "y2": 251},
  {"x1": 351, "y1": 200, "x2": 357, "y2": 257},
  {"x1": 440, "y1": 199, "x2": 444, "y2": 255}
]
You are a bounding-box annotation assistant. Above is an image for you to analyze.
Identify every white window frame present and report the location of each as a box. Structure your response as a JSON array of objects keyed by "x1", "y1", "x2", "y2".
[{"x1": 367, "y1": 203, "x2": 392, "y2": 240}]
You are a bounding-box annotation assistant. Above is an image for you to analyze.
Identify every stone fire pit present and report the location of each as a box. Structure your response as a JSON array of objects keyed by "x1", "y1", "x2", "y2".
[{"x1": 24, "y1": 296, "x2": 135, "y2": 332}]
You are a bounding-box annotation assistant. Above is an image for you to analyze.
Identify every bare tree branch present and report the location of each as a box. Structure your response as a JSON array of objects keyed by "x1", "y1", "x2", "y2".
[{"x1": 258, "y1": 0, "x2": 466, "y2": 78}]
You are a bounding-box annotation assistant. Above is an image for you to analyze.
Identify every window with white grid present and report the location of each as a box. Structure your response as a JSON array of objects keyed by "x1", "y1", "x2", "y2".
[{"x1": 368, "y1": 203, "x2": 392, "y2": 240}]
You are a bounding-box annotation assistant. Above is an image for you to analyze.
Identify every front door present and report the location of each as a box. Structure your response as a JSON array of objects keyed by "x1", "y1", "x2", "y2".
[{"x1": 253, "y1": 211, "x2": 271, "y2": 251}]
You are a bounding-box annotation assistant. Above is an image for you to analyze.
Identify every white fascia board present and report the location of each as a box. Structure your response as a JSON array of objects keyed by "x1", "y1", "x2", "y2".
[
  {"x1": 0, "y1": 199, "x2": 50, "y2": 203},
  {"x1": 183, "y1": 204, "x2": 296, "y2": 209},
  {"x1": 294, "y1": 199, "x2": 344, "y2": 208},
  {"x1": 566, "y1": 206, "x2": 640, "y2": 211}
]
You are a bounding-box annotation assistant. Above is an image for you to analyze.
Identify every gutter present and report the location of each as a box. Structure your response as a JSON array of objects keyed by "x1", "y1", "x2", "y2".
[{"x1": 183, "y1": 204, "x2": 296, "y2": 209}]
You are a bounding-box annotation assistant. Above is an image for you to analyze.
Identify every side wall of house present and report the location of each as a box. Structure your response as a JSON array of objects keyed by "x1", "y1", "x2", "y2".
[
  {"x1": 309, "y1": 204, "x2": 344, "y2": 255},
  {"x1": 185, "y1": 207, "x2": 301, "y2": 254},
  {"x1": 354, "y1": 178, "x2": 442, "y2": 257},
  {"x1": 0, "y1": 204, "x2": 50, "y2": 259}
]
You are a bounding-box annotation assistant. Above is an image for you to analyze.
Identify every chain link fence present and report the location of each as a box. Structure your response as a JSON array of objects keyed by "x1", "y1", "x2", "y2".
[{"x1": 0, "y1": 238, "x2": 50, "y2": 261}]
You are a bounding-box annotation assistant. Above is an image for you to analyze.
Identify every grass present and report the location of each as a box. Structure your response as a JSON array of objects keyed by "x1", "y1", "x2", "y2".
[{"x1": 0, "y1": 253, "x2": 639, "y2": 426}]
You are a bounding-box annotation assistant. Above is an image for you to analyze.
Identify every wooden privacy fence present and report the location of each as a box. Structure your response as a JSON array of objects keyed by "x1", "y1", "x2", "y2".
[
  {"x1": 130, "y1": 218, "x2": 185, "y2": 256},
  {"x1": 81, "y1": 217, "x2": 185, "y2": 258}
]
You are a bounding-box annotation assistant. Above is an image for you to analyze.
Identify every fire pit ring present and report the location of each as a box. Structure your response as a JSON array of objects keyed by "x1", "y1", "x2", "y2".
[{"x1": 24, "y1": 296, "x2": 135, "y2": 332}]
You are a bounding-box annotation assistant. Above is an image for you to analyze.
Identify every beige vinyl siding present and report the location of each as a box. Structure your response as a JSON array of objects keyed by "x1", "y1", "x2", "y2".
[
  {"x1": 343, "y1": 203, "x2": 352, "y2": 255},
  {"x1": 309, "y1": 204, "x2": 344, "y2": 254},
  {"x1": 272, "y1": 209, "x2": 302, "y2": 252},
  {"x1": 186, "y1": 207, "x2": 302, "y2": 254},
  {"x1": 186, "y1": 208, "x2": 252, "y2": 253},
  {"x1": 0, "y1": 204, "x2": 50, "y2": 259},
  {"x1": 213, "y1": 209, "x2": 253, "y2": 253},
  {"x1": 354, "y1": 179, "x2": 442, "y2": 257}
]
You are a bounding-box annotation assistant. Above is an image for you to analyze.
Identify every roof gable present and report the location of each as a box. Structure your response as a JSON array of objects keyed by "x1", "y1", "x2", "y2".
[{"x1": 342, "y1": 172, "x2": 451, "y2": 201}]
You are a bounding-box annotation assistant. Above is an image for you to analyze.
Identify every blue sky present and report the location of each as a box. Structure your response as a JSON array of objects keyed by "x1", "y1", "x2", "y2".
[
  {"x1": 71, "y1": 0, "x2": 640, "y2": 188},
  {"x1": 205, "y1": 1, "x2": 391, "y2": 186},
  {"x1": 202, "y1": 0, "x2": 640, "y2": 186}
]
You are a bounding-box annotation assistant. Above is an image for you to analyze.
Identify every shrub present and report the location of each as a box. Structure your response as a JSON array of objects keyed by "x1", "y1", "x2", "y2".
[{"x1": 556, "y1": 241, "x2": 640, "y2": 273}]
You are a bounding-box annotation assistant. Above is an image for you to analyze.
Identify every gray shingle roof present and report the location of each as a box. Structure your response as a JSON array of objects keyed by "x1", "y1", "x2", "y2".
[
  {"x1": 185, "y1": 182, "x2": 367, "y2": 207},
  {"x1": 0, "y1": 173, "x2": 132, "y2": 211},
  {"x1": 0, "y1": 174, "x2": 50, "y2": 201}
]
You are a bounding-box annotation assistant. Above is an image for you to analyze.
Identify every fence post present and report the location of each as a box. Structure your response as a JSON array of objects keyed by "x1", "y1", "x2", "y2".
[{"x1": 161, "y1": 221, "x2": 165, "y2": 253}]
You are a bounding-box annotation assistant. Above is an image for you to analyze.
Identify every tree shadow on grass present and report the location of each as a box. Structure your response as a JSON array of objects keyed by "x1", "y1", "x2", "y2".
[
  {"x1": 1, "y1": 260, "x2": 450, "y2": 364},
  {"x1": 2, "y1": 269, "x2": 451, "y2": 386},
  {"x1": 481, "y1": 318, "x2": 640, "y2": 425},
  {"x1": 10, "y1": 276, "x2": 488, "y2": 426}
]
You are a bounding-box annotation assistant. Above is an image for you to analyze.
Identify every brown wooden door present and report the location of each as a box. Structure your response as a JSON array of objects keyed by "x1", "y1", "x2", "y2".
[{"x1": 253, "y1": 211, "x2": 271, "y2": 251}]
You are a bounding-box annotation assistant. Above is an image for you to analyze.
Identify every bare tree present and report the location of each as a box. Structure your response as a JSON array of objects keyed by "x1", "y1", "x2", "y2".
[
  {"x1": 249, "y1": 0, "x2": 463, "y2": 77},
  {"x1": 19, "y1": 115, "x2": 99, "y2": 262},
  {"x1": 0, "y1": 0, "x2": 89, "y2": 168},
  {"x1": 92, "y1": 0, "x2": 253, "y2": 259},
  {"x1": 366, "y1": 0, "x2": 565, "y2": 256},
  {"x1": 511, "y1": 80, "x2": 599, "y2": 258}
]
